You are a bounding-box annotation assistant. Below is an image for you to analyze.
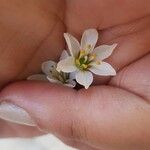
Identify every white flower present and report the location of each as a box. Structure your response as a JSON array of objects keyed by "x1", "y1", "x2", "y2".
[
  {"x1": 57, "y1": 29, "x2": 117, "y2": 89},
  {"x1": 28, "y1": 50, "x2": 76, "y2": 88}
]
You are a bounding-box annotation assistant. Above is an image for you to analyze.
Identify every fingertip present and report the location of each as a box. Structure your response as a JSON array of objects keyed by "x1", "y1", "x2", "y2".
[
  {"x1": 0, "y1": 81, "x2": 76, "y2": 101},
  {"x1": 0, "y1": 81, "x2": 78, "y2": 134}
]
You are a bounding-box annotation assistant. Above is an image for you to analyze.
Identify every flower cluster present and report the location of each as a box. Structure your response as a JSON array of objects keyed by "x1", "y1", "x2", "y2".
[
  {"x1": 28, "y1": 50, "x2": 76, "y2": 88},
  {"x1": 28, "y1": 29, "x2": 117, "y2": 89}
]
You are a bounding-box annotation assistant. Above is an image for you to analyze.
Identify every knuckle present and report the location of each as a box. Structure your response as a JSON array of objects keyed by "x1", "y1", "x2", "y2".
[
  {"x1": 68, "y1": 117, "x2": 89, "y2": 141},
  {"x1": 115, "y1": 67, "x2": 129, "y2": 87}
]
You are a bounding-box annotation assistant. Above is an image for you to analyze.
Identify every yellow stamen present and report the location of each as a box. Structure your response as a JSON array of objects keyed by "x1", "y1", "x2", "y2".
[
  {"x1": 75, "y1": 59, "x2": 80, "y2": 66},
  {"x1": 89, "y1": 54, "x2": 96, "y2": 61},
  {"x1": 87, "y1": 44, "x2": 92, "y2": 50},
  {"x1": 79, "y1": 50, "x2": 86, "y2": 58},
  {"x1": 84, "y1": 56, "x2": 88, "y2": 62},
  {"x1": 82, "y1": 64, "x2": 88, "y2": 69},
  {"x1": 96, "y1": 61, "x2": 101, "y2": 65}
]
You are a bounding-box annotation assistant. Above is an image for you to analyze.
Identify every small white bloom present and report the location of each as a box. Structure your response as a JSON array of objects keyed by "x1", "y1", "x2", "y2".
[
  {"x1": 28, "y1": 50, "x2": 76, "y2": 88},
  {"x1": 57, "y1": 29, "x2": 117, "y2": 89}
]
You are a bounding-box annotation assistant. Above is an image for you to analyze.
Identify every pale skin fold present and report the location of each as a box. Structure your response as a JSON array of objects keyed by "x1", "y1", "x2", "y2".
[{"x1": 0, "y1": 0, "x2": 150, "y2": 150}]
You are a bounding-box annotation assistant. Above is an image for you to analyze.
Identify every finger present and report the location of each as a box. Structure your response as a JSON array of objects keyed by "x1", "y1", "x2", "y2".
[
  {"x1": 56, "y1": 136, "x2": 100, "y2": 150},
  {"x1": 0, "y1": 0, "x2": 65, "y2": 87},
  {"x1": 66, "y1": 0, "x2": 150, "y2": 32},
  {"x1": 0, "y1": 119, "x2": 42, "y2": 138},
  {"x1": 67, "y1": 16, "x2": 150, "y2": 84},
  {"x1": 56, "y1": 135, "x2": 101, "y2": 150},
  {"x1": 94, "y1": 22, "x2": 150, "y2": 84},
  {"x1": 0, "y1": 82, "x2": 150, "y2": 150},
  {"x1": 110, "y1": 53, "x2": 150, "y2": 100},
  {"x1": 99, "y1": 16, "x2": 150, "y2": 71}
]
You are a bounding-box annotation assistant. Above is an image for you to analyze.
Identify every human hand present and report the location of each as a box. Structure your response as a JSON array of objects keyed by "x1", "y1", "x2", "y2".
[
  {"x1": 0, "y1": 53, "x2": 149, "y2": 150},
  {"x1": 1, "y1": 1, "x2": 150, "y2": 149},
  {"x1": 0, "y1": 0, "x2": 65, "y2": 87},
  {"x1": 0, "y1": 0, "x2": 149, "y2": 87}
]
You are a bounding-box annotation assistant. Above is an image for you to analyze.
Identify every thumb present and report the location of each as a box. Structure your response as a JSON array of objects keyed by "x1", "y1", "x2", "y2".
[{"x1": 0, "y1": 82, "x2": 150, "y2": 150}]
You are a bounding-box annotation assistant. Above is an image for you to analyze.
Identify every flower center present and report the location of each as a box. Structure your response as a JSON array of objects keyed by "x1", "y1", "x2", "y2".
[
  {"x1": 57, "y1": 72, "x2": 70, "y2": 83},
  {"x1": 50, "y1": 69, "x2": 70, "y2": 83},
  {"x1": 75, "y1": 50, "x2": 96, "y2": 71}
]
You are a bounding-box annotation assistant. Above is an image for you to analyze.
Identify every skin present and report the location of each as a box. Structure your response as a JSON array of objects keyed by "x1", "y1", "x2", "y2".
[{"x1": 0, "y1": 0, "x2": 150, "y2": 149}]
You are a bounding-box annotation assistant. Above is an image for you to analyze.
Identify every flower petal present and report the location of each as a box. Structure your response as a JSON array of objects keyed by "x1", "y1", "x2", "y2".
[
  {"x1": 57, "y1": 57, "x2": 77, "y2": 73},
  {"x1": 76, "y1": 71, "x2": 93, "y2": 89},
  {"x1": 65, "y1": 80, "x2": 76, "y2": 88},
  {"x1": 81, "y1": 29, "x2": 98, "y2": 52},
  {"x1": 27, "y1": 74, "x2": 48, "y2": 81},
  {"x1": 42, "y1": 61, "x2": 56, "y2": 75},
  {"x1": 90, "y1": 62, "x2": 116, "y2": 76},
  {"x1": 47, "y1": 76, "x2": 76, "y2": 88},
  {"x1": 69, "y1": 71, "x2": 77, "y2": 80},
  {"x1": 59, "y1": 50, "x2": 69, "y2": 60},
  {"x1": 64, "y1": 33, "x2": 80, "y2": 57},
  {"x1": 47, "y1": 76, "x2": 62, "y2": 84},
  {"x1": 93, "y1": 44, "x2": 117, "y2": 60}
]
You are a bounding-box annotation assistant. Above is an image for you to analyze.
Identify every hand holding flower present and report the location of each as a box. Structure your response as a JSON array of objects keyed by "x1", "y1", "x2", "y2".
[{"x1": 0, "y1": 0, "x2": 149, "y2": 150}]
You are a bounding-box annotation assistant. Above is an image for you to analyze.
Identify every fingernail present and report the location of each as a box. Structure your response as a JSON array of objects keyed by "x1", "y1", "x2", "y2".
[{"x1": 0, "y1": 102, "x2": 36, "y2": 126}]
